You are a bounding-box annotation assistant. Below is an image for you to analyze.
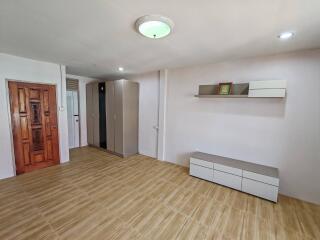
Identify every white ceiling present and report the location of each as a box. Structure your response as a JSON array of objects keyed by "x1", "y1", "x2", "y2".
[{"x1": 1, "y1": 0, "x2": 320, "y2": 78}]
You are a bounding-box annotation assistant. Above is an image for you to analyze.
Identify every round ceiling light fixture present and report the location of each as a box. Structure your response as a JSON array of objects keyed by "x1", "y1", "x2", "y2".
[{"x1": 135, "y1": 15, "x2": 174, "y2": 39}]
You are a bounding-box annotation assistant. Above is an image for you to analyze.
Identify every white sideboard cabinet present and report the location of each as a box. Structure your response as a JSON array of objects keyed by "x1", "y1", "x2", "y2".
[{"x1": 190, "y1": 152, "x2": 279, "y2": 202}]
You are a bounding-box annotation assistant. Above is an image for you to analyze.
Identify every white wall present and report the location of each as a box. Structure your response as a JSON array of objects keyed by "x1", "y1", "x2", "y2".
[
  {"x1": 0, "y1": 53, "x2": 69, "y2": 179},
  {"x1": 128, "y1": 72, "x2": 160, "y2": 158},
  {"x1": 66, "y1": 74, "x2": 98, "y2": 147},
  {"x1": 164, "y1": 50, "x2": 320, "y2": 204}
]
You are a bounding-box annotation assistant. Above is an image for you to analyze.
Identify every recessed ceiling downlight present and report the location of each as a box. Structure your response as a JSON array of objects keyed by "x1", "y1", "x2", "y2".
[
  {"x1": 278, "y1": 32, "x2": 295, "y2": 40},
  {"x1": 135, "y1": 15, "x2": 174, "y2": 39}
]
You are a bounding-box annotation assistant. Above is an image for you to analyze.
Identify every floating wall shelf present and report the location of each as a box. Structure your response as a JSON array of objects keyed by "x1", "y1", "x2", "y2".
[
  {"x1": 195, "y1": 80, "x2": 286, "y2": 98},
  {"x1": 195, "y1": 94, "x2": 249, "y2": 98}
]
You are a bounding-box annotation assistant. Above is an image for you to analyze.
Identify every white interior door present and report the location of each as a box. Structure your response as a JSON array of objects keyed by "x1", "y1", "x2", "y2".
[
  {"x1": 67, "y1": 90, "x2": 80, "y2": 149},
  {"x1": 136, "y1": 74, "x2": 159, "y2": 158}
]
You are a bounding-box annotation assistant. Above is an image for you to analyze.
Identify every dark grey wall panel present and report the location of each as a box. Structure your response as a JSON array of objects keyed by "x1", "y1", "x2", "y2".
[
  {"x1": 92, "y1": 82, "x2": 100, "y2": 147},
  {"x1": 86, "y1": 83, "x2": 94, "y2": 145}
]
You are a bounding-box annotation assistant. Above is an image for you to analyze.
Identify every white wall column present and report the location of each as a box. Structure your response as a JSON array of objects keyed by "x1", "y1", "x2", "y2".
[
  {"x1": 57, "y1": 65, "x2": 70, "y2": 163},
  {"x1": 157, "y1": 69, "x2": 168, "y2": 161}
]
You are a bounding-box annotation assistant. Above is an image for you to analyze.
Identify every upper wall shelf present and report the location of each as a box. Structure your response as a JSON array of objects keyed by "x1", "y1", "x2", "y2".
[{"x1": 195, "y1": 80, "x2": 286, "y2": 98}]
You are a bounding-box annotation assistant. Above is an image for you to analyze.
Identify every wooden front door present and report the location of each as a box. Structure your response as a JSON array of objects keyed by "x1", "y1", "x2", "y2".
[{"x1": 9, "y1": 81, "x2": 60, "y2": 174}]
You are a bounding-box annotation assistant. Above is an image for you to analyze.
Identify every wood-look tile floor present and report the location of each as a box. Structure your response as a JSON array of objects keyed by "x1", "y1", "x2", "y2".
[{"x1": 0, "y1": 147, "x2": 319, "y2": 240}]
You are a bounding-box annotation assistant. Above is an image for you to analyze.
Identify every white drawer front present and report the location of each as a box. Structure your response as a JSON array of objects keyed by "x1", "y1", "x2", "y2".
[
  {"x1": 190, "y1": 158, "x2": 213, "y2": 169},
  {"x1": 213, "y1": 170, "x2": 242, "y2": 190},
  {"x1": 249, "y1": 80, "x2": 286, "y2": 90},
  {"x1": 190, "y1": 164, "x2": 213, "y2": 182},
  {"x1": 248, "y1": 89, "x2": 286, "y2": 98},
  {"x1": 243, "y1": 170, "x2": 279, "y2": 186},
  {"x1": 214, "y1": 163, "x2": 242, "y2": 176},
  {"x1": 242, "y1": 178, "x2": 278, "y2": 202}
]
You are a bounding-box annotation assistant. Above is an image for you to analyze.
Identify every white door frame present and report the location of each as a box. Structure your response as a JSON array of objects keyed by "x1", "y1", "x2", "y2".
[{"x1": 67, "y1": 90, "x2": 80, "y2": 149}]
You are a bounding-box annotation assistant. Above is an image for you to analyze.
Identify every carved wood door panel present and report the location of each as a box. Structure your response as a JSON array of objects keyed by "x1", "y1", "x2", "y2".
[{"x1": 8, "y1": 81, "x2": 60, "y2": 174}]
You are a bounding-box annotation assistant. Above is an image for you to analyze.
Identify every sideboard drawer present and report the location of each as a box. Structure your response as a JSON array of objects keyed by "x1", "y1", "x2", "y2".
[
  {"x1": 243, "y1": 170, "x2": 279, "y2": 186},
  {"x1": 190, "y1": 164, "x2": 213, "y2": 182},
  {"x1": 242, "y1": 178, "x2": 278, "y2": 202},
  {"x1": 214, "y1": 163, "x2": 242, "y2": 176},
  {"x1": 190, "y1": 158, "x2": 213, "y2": 169},
  {"x1": 213, "y1": 170, "x2": 242, "y2": 190}
]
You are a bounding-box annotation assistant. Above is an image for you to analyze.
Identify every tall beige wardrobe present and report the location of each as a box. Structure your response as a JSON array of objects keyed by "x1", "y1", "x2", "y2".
[
  {"x1": 106, "y1": 79, "x2": 139, "y2": 157},
  {"x1": 86, "y1": 79, "x2": 139, "y2": 157}
]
